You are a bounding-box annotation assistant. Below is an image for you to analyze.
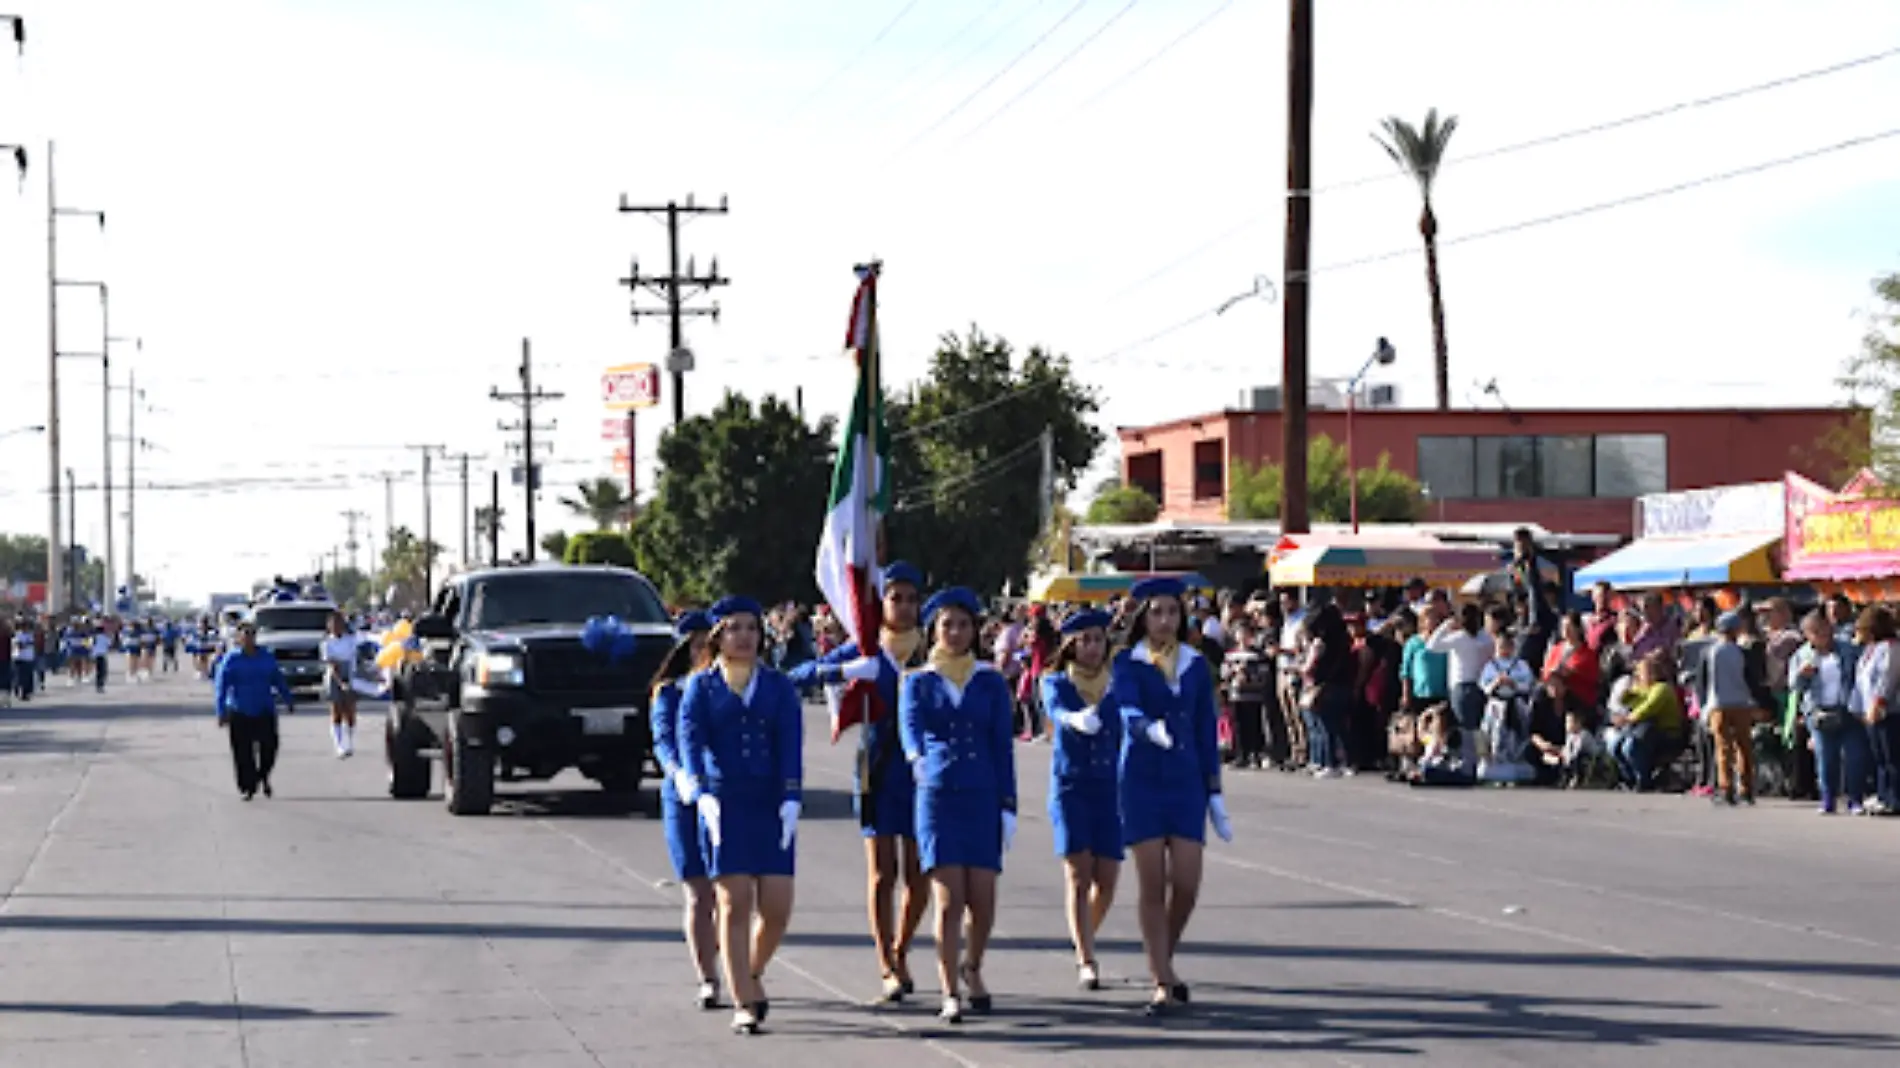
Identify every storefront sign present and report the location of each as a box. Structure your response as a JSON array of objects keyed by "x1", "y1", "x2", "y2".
[
  {"x1": 1784, "y1": 471, "x2": 1900, "y2": 581},
  {"x1": 1639, "y1": 482, "x2": 1783, "y2": 538},
  {"x1": 601, "y1": 364, "x2": 661, "y2": 411}
]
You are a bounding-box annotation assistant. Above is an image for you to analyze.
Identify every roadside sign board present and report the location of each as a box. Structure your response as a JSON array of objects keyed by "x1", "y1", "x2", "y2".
[
  {"x1": 601, "y1": 363, "x2": 661, "y2": 411},
  {"x1": 612, "y1": 448, "x2": 631, "y2": 475},
  {"x1": 601, "y1": 417, "x2": 633, "y2": 442}
]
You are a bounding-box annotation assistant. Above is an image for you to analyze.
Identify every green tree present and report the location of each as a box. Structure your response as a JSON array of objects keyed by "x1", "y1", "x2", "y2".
[
  {"x1": 1228, "y1": 435, "x2": 1424, "y2": 524},
  {"x1": 0, "y1": 534, "x2": 104, "y2": 610},
  {"x1": 884, "y1": 326, "x2": 1103, "y2": 595},
  {"x1": 1831, "y1": 267, "x2": 1900, "y2": 481},
  {"x1": 1085, "y1": 484, "x2": 1159, "y2": 524},
  {"x1": 539, "y1": 530, "x2": 570, "y2": 561},
  {"x1": 1375, "y1": 108, "x2": 1458, "y2": 410},
  {"x1": 380, "y1": 526, "x2": 445, "y2": 604},
  {"x1": 633, "y1": 391, "x2": 836, "y2": 605},
  {"x1": 560, "y1": 477, "x2": 633, "y2": 531},
  {"x1": 565, "y1": 531, "x2": 637, "y2": 567},
  {"x1": 325, "y1": 566, "x2": 372, "y2": 609}
]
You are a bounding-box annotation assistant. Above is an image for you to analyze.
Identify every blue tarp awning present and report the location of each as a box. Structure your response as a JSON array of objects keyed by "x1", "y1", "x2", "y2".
[{"x1": 1571, "y1": 532, "x2": 1780, "y2": 592}]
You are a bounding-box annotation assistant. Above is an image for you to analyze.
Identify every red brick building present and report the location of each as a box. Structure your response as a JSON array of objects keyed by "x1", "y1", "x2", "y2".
[{"x1": 1118, "y1": 406, "x2": 1865, "y2": 537}]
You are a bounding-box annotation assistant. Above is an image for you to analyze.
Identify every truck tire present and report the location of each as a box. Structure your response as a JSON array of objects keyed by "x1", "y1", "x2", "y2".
[
  {"x1": 386, "y1": 717, "x2": 431, "y2": 800},
  {"x1": 445, "y1": 713, "x2": 494, "y2": 816}
]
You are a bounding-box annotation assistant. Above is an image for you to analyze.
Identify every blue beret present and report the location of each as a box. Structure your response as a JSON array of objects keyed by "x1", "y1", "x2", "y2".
[
  {"x1": 921, "y1": 587, "x2": 983, "y2": 629},
  {"x1": 1130, "y1": 576, "x2": 1186, "y2": 602},
  {"x1": 710, "y1": 596, "x2": 763, "y2": 623},
  {"x1": 882, "y1": 560, "x2": 922, "y2": 589},
  {"x1": 674, "y1": 610, "x2": 712, "y2": 637},
  {"x1": 1060, "y1": 609, "x2": 1112, "y2": 636}
]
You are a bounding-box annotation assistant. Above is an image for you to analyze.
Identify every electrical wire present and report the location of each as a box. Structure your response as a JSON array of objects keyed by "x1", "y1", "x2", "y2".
[
  {"x1": 894, "y1": 0, "x2": 1093, "y2": 157},
  {"x1": 868, "y1": 0, "x2": 1045, "y2": 125},
  {"x1": 954, "y1": 0, "x2": 1140, "y2": 144},
  {"x1": 1064, "y1": 0, "x2": 1234, "y2": 116},
  {"x1": 777, "y1": 0, "x2": 930, "y2": 125},
  {"x1": 893, "y1": 434, "x2": 1046, "y2": 511}
]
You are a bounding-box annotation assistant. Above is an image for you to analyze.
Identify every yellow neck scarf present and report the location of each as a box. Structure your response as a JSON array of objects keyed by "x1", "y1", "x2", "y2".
[
  {"x1": 1144, "y1": 639, "x2": 1180, "y2": 684},
  {"x1": 929, "y1": 646, "x2": 977, "y2": 689},
  {"x1": 718, "y1": 657, "x2": 755, "y2": 699},
  {"x1": 880, "y1": 626, "x2": 922, "y2": 667},
  {"x1": 1069, "y1": 662, "x2": 1109, "y2": 707}
]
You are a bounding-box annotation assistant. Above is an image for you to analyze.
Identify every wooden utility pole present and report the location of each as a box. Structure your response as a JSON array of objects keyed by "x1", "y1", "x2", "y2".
[
  {"x1": 1280, "y1": 0, "x2": 1314, "y2": 535},
  {"x1": 491, "y1": 339, "x2": 563, "y2": 561},
  {"x1": 617, "y1": 194, "x2": 730, "y2": 425}
]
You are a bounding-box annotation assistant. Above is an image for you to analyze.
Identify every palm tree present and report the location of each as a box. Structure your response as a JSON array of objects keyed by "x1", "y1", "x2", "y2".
[
  {"x1": 539, "y1": 530, "x2": 571, "y2": 561},
  {"x1": 1374, "y1": 108, "x2": 1459, "y2": 409},
  {"x1": 559, "y1": 478, "x2": 633, "y2": 531}
]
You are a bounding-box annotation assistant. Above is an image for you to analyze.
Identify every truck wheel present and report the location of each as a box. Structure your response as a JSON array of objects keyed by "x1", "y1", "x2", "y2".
[
  {"x1": 386, "y1": 718, "x2": 431, "y2": 800},
  {"x1": 445, "y1": 713, "x2": 494, "y2": 816}
]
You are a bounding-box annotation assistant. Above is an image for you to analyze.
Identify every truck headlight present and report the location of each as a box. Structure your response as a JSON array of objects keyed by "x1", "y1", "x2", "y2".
[{"x1": 475, "y1": 653, "x2": 524, "y2": 687}]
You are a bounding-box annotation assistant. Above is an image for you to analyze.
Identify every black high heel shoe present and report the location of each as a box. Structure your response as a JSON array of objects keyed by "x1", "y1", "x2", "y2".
[
  {"x1": 695, "y1": 977, "x2": 720, "y2": 1010},
  {"x1": 877, "y1": 973, "x2": 906, "y2": 1004},
  {"x1": 1170, "y1": 981, "x2": 1191, "y2": 1005},
  {"x1": 752, "y1": 974, "x2": 768, "y2": 1021},
  {"x1": 961, "y1": 963, "x2": 991, "y2": 1015},
  {"x1": 730, "y1": 1006, "x2": 761, "y2": 1035}
]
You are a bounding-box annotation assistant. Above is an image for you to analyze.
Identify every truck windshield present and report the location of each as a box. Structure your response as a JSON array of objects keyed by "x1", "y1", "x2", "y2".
[
  {"x1": 466, "y1": 573, "x2": 668, "y2": 630},
  {"x1": 253, "y1": 607, "x2": 335, "y2": 632}
]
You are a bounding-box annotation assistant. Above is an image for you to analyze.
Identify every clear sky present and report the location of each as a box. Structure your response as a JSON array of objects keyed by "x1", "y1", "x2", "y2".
[{"x1": 1, "y1": 0, "x2": 1898, "y2": 603}]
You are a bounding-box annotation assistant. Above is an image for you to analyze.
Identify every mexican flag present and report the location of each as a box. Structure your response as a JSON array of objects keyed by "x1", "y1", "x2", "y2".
[{"x1": 815, "y1": 263, "x2": 891, "y2": 741}]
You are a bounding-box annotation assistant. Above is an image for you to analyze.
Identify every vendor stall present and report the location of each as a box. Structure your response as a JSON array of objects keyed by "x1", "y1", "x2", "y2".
[
  {"x1": 1569, "y1": 531, "x2": 1781, "y2": 592},
  {"x1": 1029, "y1": 570, "x2": 1214, "y2": 604},
  {"x1": 1267, "y1": 537, "x2": 1502, "y2": 588},
  {"x1": 1783, "y1": 471, "x2": 1900, "y2": 600}
]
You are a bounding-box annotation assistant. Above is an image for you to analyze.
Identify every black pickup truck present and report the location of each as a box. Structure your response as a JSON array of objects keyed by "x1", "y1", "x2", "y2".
[{"x1": 383, "y1": 564, "x2": 676, "y2": 815}]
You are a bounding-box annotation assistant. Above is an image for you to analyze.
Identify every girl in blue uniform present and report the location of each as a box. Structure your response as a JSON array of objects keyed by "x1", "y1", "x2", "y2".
[
  {"x1": 900, "y1": 587, "x2": 1017, "y2": 1024},
  {"x1": 678, "y1": 596, "x2": 804, "y2": 1037},
  {"x1": 1041, "y1": 608, "x2": 1124, "y2": 991},
  {"x1": 785, "y1": 560, "x2": 929, "y2": 1002},
  {"x1": 649, "y1": 609, "x2": 719, "y2": 1009},
  {"x1": 1112, "y1": 576, "x2": 1233, "y2": 1015}
]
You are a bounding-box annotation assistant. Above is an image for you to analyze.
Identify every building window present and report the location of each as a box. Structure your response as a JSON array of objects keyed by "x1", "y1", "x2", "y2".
[
  {"x1": 1595, "y1": 434, "x2": 1668, "y2": 497},
  {"x1": 1415, "y1": 433, "x2": 1668, "y2": 499},
  {"x1": 1192, "y1": 440, "x2": 1224, "y2": 500},
  {"x1": 1127, "y1": 450, "x2": 1163, "y2": 504},
  {"x1": 1417, "y1": 436, "x2": 1475, "y2": 499}
]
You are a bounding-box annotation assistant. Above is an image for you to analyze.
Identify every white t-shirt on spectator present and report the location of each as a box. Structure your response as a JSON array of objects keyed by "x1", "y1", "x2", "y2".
[{"x1": 1426, "y1": 621, "x2": 1495, "y2": 687}]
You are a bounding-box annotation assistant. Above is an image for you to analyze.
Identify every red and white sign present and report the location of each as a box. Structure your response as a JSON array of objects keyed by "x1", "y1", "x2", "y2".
[
  {"x1": 611, "y1": 447, "x2": 632, "y2": 474},
  {"x1": 601, "y1": 363, "x2": 661, "y2": 411},
  {"x1": 601, "y1": 417, "x2": 633, "y2": 442}
]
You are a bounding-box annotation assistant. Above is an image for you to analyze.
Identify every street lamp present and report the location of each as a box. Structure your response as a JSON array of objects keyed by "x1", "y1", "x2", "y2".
[
  {"x1": 108, "y1": 334, "x2": 145, "y2": 600},
  {"x1": 1346, "y1": 336, "x2": 1397, "y2": 533},
  {"x1": 44, "y1": 139, "x2": 107, "y2": 621}
]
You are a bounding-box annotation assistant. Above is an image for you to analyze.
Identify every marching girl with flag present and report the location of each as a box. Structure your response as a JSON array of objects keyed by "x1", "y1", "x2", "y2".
[
  {"x1": 899, "y1": 587, "x2": 1018, "y2": 1025},
  {"x1": 1112, "y1": 576, "x2": 1233, "y2": 1016},
  {"x1": 786, "y1": 560, "x2": 930, "y2": 1003},
  {"x1": 677, "y1": 596, "x2": 804, "y2": 1037},
  {"x1": 1040, "y1": 608, "x2": 1125, "y2": 991},
  {"x1": 648, "y1": 610, "x2": 722, "y2": 1010}
]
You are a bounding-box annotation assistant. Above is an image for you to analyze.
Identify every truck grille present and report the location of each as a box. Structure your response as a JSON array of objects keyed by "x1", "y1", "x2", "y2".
[
  {"x1": 526, "y1": 639, "x2": 667, "y2": 700},
  {"x1": 272, "y1": 647, "x2": 318, "y2": 662}
]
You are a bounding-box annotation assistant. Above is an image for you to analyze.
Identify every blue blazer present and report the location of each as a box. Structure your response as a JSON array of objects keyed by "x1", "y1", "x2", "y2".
[
  {"x1": 651, "y1": 680, "x2": 686, "y2": 801},
  {"x1": 1111, "y1": 643, "x2": 1222, "y2": 798},
  {"x1": 1042, "y1": 672, "x2": 1122, "y2": 786},
  {"x1": 900, "y1": 665, "x2": 1017, "y2": 812},
  {"x1": 679, "y1": 666, "x2": 803, "y2": 804},
  {"x1": 786, "y1": 639, "x2": 919, "y2": 773}
]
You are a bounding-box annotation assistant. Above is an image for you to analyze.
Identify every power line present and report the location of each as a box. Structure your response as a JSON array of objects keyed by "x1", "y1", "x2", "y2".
[
  {"x1": 779, "y1": 0, "x2": 929, "y2": 124},
  {"x1": 895, "y1": 0, "x2": 1092, "y2": 157},
  {"x1": 954, "y1": 0, "x2": 1140, "y2": 143},
  {"x1": 869, "y1": 0, "x2": 1043, "y2": 125},
  {"x1": 1065, "y1": 0, "x2": 1234, "y2": 116},
  {"x1": 894, "y1": 434, "x2": 1045, "y2": 511}
]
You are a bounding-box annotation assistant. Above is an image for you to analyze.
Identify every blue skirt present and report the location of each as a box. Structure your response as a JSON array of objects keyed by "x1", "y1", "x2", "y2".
[
  {"x1": 661, "y1": 791, "x2": 707, "y2": 882},
  {"x1": 1120, "y1": 780, "x2": 1208, "y2": 847},
  {"x1": 916, "y1": 786, "x2": 1002, "y2": 873},
  {"x1": 858, "y1": 763, "x2": 916, "y2": 839},
  {"x1": 699, "y1": 791, "x2": 795, "y2": 879},
  {"x1": 1049, "y1": 779, "x2": 1124, "y2": 861}
]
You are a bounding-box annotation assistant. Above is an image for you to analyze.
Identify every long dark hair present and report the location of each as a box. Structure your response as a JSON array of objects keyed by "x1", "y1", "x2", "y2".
[
  {"x1": 1119, "y1": 595, "x2": 1191, "y2": 652},
  {"x1": 649, "y1": 634, "x2": 708, "y2": 695},
  {"x1": 1308, "y1": 602, "x2": 1353, "y2": 683}
]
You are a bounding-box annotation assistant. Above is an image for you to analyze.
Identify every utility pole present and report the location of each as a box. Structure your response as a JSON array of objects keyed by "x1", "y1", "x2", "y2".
[
  {"x1": 491, "y1": 338, "x2": 563, "y2": 562},
  {"x1": 64, "y1": 467, "x2": 75, "y2": 608},
  {"x1": 406, "y1": 445, "x2": 445, "y2": 598},
  {"x1": 1038, "y1": 425, "x2": 1055, "y2": 536},
  {"x1": 1280, "y1": 0, "x2": 1315, "y2": 536},
  {"x1": 45, "y1": 140, "x2": 106, "y2": 614},
  {"x1": 380, "y1": 471, "x2": 397, "y2": 550},
  {"x1": 617, "y1": 194, "x2": 730, "y2": 425},
  {"x1": 100, "y1": 288, "x2": 113, "y2": 611},
  {"x1": 444, "y1": 451, "x2": 478, "y2": 566},
  {"x1": 489, "y1": 471, "x2": 501, "y2": 566},
  {"x1": 341, "y1": 509, "x2": 369, "y2": 574},
  {"x1": 111, "y1": 338, "x2": 145, "y2": 606}
]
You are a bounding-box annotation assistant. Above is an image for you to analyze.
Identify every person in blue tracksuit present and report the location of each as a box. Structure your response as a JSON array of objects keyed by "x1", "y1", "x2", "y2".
[
  {"x1": 1112, "y1": 576, "x2": 1233, "y2": 1016},
  {"x1": 900, "y1": 586, "x2": 1017, "y2": 1025},
  {"x1": 1042, "y1": 608, "x2": 1125, "y2": 991},
  {"x1": 678, "y1": 595, "x2": 804, "y2": 1037},
  {"x1": 649, "y1": 609, "x2": 721, "y2": 1009},
  {"x1": 161, "y1": 618, "x2": 180, "y2": 673},
  {"x1": 214, "y1": 620, "x2": 295, "y2": 801},
  {"x1": 785, "y1": 560, "x2": 929, "y2": 1003}
]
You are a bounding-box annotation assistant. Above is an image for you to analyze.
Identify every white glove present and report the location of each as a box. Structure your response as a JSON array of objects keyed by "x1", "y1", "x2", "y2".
[
  {"x1": 778, "y1": 799, "x2": 801, "y2": 851},
  {"x1": 1063, "y1": 706, "x2": 1103, "y2": 736},
  {"x1": 1208, "y1": 794, "x2": 1234, "y2": 843},
  {"x1": 840, "y1": 656, "x2": 881, "y2": 683},
  {"x1": 1001, "y1": 810, "x2": 1017, "y2": 854},
  {"x1": 1146, "y1": 720, "x2": 1174, "y2": 750},
  {"x1": 697, "y1": 794, "x2": 723, "y2": 848},
  {"x1": 672, "y1": 768, "x2": 699, "y2": 804}
]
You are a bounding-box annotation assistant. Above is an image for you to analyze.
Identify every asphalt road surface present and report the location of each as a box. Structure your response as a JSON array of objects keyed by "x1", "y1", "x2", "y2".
[{"x1": 3, "y1": 672, "x2": 1898, "y2": 1067}]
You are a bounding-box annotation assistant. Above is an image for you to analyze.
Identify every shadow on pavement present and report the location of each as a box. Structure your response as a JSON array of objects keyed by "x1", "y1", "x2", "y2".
[
  {"x1": 0, "y1": 728, "x2": 111, "y2": 754},
  {"x1": 0, "y1": 702, "x2": 207, "y2": 723},
  {"x1": 0, "y1": 1000, "x2": 386, "y2": 1022}
]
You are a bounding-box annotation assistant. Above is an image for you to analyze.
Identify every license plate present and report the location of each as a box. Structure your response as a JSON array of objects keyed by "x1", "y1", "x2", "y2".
[{"x1": 575, "y1": 709, "x2": 628, "y2": 736}]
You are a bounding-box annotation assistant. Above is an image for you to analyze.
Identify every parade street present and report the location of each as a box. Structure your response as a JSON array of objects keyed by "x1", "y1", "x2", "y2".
[{"x1": 0, "y1": 679, "x2": 1896, "y2": 1068}]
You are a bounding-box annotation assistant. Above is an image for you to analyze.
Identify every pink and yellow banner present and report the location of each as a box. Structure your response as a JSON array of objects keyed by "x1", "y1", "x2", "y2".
[{"x1": 1783, "y1": 471, "x2": 1900, "y2": 581}]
